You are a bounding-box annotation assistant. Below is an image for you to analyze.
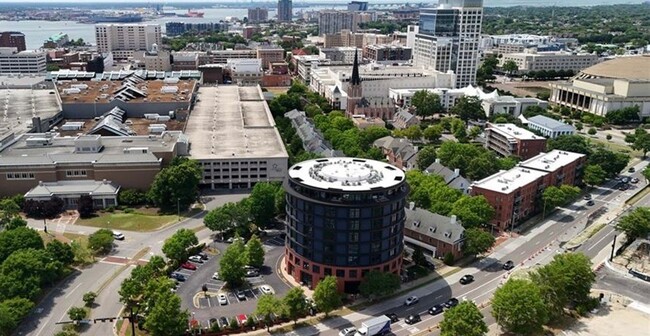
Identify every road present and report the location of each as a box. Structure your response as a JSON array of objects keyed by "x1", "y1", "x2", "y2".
[
  {"x1": 19, "y1": 193, "x2": 248, "y2": 335},
  {"x1": 594, "y1": 266, "x2": 650, "y2": 305},
  {"x1": 286, "y1": 160, "x2": 649, "y2": 336}
]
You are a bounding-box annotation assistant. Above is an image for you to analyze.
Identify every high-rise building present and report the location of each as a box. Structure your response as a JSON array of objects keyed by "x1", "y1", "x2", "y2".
[
  {"x1": 95, "y1": 24, "x2": 162, "y2": 60},
  {"x1": 413, "y1": 0, "x2": 483, "y2": 88},
  {"x1": 0, "y1": 32, "x2": 26, "y2": 52},
  {"x1": 348, "y1": 1, "x2": 368, "y2": 11},
  {"x1": 319, "y1": 10, "x2": 357, "y2": 35},
  {"x1": 284, "y1": 157, "x2": 408, "y2": 293},
  {"x1": 277, "y1": 0, "x2": 293, "y2": 22},
  {"x1": 0, "y1": 48, "x2": 46, "y2": 73},
  {"x1": 248, "y1": 7, "x2": 269, "y2": 23}
]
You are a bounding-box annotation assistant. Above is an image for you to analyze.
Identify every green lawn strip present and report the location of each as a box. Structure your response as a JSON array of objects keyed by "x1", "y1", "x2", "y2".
[
  {"x1": 76, "y1": 212, "x2": 177, "y2": 232},
  {"x1": 565, "y1": 223, "x2": 607, "y2": 250},
  {"x1": 626, "y1": 185, "x2": 649, "y2": 205}
]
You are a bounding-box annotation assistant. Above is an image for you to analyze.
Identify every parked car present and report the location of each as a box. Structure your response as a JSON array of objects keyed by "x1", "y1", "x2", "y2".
[
  {"x1": 405, "y1": 314, "x2": 421, "y2": 324},
  {"x1": 629, "y1": 167, "x2": 636, "y2": 173},
  {"x1": 444, "y1": 298, "x2": 459, "y2": 309},
  {"x1": 188, "y1": 256, "x2": 203, "y2": 263},
  {"x1": 338, "y1": 327, "x2": 357, "y2": 336},
  {"x1": 631, "y1": 177, "x2": 639, "y2": 184},
  {"x1": 113, "y1": 232, "x2": 125, "y2": 240},
  {"x1": 385, "y1": 313, "x2": 399, "y2": 323},
  {"x1": 404, "y1": 296, "x2": 419, "y2": 306},
  {"x1": 245, "y1": 269, "x2": 260, "y2": 277},
  {"x1": 170, "y1": 273, "x2": 186, "y2": 282},
  {"x1": 621, "y1": 177, "x2": 630, "y2": 184},
  {"x1": 459, "y1": 274, "x2": 474, "y2": 285},
  {"x1": 236, "y1": 290, "x2": 247, "y2": 301},
  {"x1": 212, "y1": 272, "x2": 220, "y2": 280},
  {"x1": 198, "y1": 252, "x2": 209, "y2": 260},
  {"x1": 502, "y1": 260, "x2": 515, "y2": 270},
  {"x1": 584, "y1": 194, "x2": 592, "y2": 200},
  {"x1": 218, "y1": 317, "x2": 229, "y2": 328},
  {"x1": 209, "y1": 318, "x2": 218, "y2": 328},
  {"x1": 619, "y1": 184, "x2": 629, "y2": 191},
  {"x1": 586, "y1": 200, "x2": 595, "y2": 206},
  {"x1": 181, "y1": 262, "x2": 197, "y2": 270},
  {"x1": 218, "y1": 294, "x2": 228, "y2": 305},
  {"x1": 236, "y1": 314, "x2": 247, "y2": 326},
  {"x1": 260, "y1": 285, "x2": 273, "y2": 295},
  {"x1": 428, "y1": 304, "x2": 444, "y2": 315}
]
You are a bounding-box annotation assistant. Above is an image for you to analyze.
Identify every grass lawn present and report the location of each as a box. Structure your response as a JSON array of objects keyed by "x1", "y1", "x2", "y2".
[
  {"x1": 75, "y1": 208, "x2": 182, "y2": 232},
  {"x1": 41, "y1": 231, "x2": 89, "y2": 247},
  {"x1": 116, "y1": 320, "x2": 148, "y2": 336},
  {"x1": 587, "y1": 136, "x2": 642, "y2": 158}
]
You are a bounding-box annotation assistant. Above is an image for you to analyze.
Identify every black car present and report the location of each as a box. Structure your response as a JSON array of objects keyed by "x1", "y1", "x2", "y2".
[
  {"x1": 584, "y1": 194, "x2": 592, "y2": 200},
  {"x1": 586, "y1": 200, "x2": 595, "y2": 206},
  {"x1": 619, "y1": 184, "x2": 629, "y2": 191},
  {"x1": 198, "y1": 252, "x2": 209, "y2": 260},
  {"x1": 209, "y1": 318, "x2": 218, "y2": 327},
  {"x1": 502, "y1": 260, "x2": 515, "y2": 270},
  {"x1": 444, "y1": 298, "x2": 459, "y2": 309},
  {"x1": 170, "y1": 273, "x2": 186, "y2": 282},
  {"x1": 218, "y1": 317, "x2": 229, "y2": 328},
  {"x1": 629, "y1": 167, "x2": 635, "y2": 173},
  {"x1": 459, "y1": 274, "x2": 474, "y2": 285},
  {"x1": 405, "y1": 314, "x2": 421, "y2": 325},
  {"x1": 385, "y1": 313, "x2": 399, "y2": 323},
  {"x1": 428, "y1": 304, "x2": 444, "y2": 315}
]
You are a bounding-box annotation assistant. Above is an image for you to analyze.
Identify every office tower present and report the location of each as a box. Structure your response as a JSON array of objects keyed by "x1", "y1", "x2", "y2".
[
  {"x1": 413, "y1": 0, "x2": 483, "y2": 88},
  {"x1": 284, "y1": 157, "x2": 408, "y2": 293},
  {"x1": 318, "y1": 10, "x2": 357, "y2": 35},
  {"x1": 95, "y1": 24, "x2": 162, "y2": 59},
  {"x1": 348, "y1": 1, "x2": 369, "y2": 11},
  {"x1": 248, "y1": 7, "x2": 269, "y2": 23},
  {"x1": 0, "y1": 32, "x2": 26, "y2": 52},
  {"x1": 277, "y1": 0, "x2": 293, "y2": 22}
]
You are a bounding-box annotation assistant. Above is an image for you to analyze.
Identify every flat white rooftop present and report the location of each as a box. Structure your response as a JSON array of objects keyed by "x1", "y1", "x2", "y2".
[
  {"x1": 519, "y1": 150, "x2": 585, "y2": 173},
  {"x1": 488, "y1": 123, "x2": 543, "y2": 141},
  {"x1": 186, "y1": 85, "x2": 287, "y2": 160},
  {"x1": 289, "y1": 158, "x2": 405, "y2": 191},
  {"x1": 471, "y1": 167, "x2": 546, "y2": 194}
]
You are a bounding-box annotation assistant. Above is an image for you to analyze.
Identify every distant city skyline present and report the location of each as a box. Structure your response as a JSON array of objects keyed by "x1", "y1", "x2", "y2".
[{"x1": 0, "y1": 0, "x2": 642, "y2": 3}]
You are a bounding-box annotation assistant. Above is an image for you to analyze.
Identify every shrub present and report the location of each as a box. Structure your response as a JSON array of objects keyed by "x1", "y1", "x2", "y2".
[
  {"x1": 246, "y1": 315, "x2": 256, "y2": 328},
  {"x1": 576, "y1": 297, "x2": 600, "y2": 316},
  {"x1": 210, "y1": 322, "x2": 221, "y2": 332},
  {"x1": 229, "y1": 318, "x2": 239, "y2": 330},
  {"x1": 82, "y1": 292, "x2": 97, "y2": 307},
  {"x1": 588, "y1": 127, "x2": 597, "y2": 135},
  {"x1": 606, "y1": 134, "x2": 612, "y2": 140},
  {"x1": 123, "y1": 208, "x2": 135, "y2": 214},
  {"x1": 106, "y1": 206, "x2": 115, "y2": 213},
  {"x1": 118, "y1": 189, "x2": 148, "y2": 206},
  {"x1": 444, "y1": 252, "x2": 455, "y2": 266}
]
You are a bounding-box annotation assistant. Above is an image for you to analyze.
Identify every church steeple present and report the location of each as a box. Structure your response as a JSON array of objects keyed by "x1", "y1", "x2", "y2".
[{"x1": 351, "y1": 48, "x2": 361, "y2": 85}]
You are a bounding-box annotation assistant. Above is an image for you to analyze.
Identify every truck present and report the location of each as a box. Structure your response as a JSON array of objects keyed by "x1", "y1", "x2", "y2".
[{"x1": 354, "y1": 315, "x2": 391, "y2": 336}]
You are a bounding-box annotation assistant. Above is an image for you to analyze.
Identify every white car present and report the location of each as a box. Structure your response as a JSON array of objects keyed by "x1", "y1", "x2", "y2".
[
  {"x1": 188, "y1": 255, "x2": 203, "y2": 263},
  {"x1": 338, "y1": 327, "x2": 357, "y2": 336},
  {"x1": 113, "y1": 232, "x2": 125, "y2": 240},
  {"x1": 260, "y1": 285, "x2": 273, "y2": 295},
  {"x1": 218, "y1": 294, "x2": 228, "y2": 305},
  {"x1": 212, "y1": 272, "x2": 220, "y2": 280},
  {"x1": 404, "y1": 296, "x2": 419, "y2": 306}
]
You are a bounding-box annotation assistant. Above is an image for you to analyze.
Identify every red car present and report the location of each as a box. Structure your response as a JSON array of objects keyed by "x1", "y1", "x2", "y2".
[
  {"x1": 181, "y1": 262, "x2": 197, "y2": 270},
  {"x1": 236, "y1": 314, "x2": 248, "y2": 326}
]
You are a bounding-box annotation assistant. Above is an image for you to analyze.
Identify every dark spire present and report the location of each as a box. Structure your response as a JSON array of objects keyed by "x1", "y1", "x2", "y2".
[{"x1": 351, "y1": 48, "x2": 361, "y2": 85}]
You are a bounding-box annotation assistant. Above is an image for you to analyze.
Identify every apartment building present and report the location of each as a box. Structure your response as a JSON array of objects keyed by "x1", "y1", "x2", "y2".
[
  {"x1": 319, "y1": 10, "x2": 357, "y2": 35},
  {"x1": 364, "y1": 45, "x2": 412, "y2": 63},
  {"x1": 0, "y1": 48, "x2": 47, "y2": 73},
  {"x1": 199, "y1": 49, "x2": 257, "y2": 65},
  {"x1": 519, "y1": 150, "x2": 586, "y2": 188},
  {"x1": 484, "y1": 123, "x2": 547, "y2": 160},
  {"x1": 500, "y1": 51, "x2": 600, "y2": 73},
  {"x1": 165, "y1": 22, "x2": 228, "y2": 37},
  {"x1": 319, "y1": 47, "x2": 357, "y2": 64},
  {"x1": 248, "y1": 7, "x2": 269, "y2": 23},
  {"x1": 226, "y1": 58, "x2": 263, "y2": 86},
  {"x1": 404, "y1": 205, "x2": 465, "y2": 260},
  {"x1": 172, "y1": 52, "x2": 200, "y2": 70},
  {"x1": 413, "y1": 0, "x2": 483, "y2": 88},
  {"x1": 323, "y1": 30, "x2": 392, "y2": 48},
  {"x1": 0, "y1": 31, "x2": 26, "y2": 51},
  {"x1": 95, "y1": 24, "x2": 162, "y2": 60},
  {"x1": 256, "y1": 46, "x2": 284, "y2": 69},
  {"x1": 277, "y1": 0, "x2": 293, "y2": 22}
]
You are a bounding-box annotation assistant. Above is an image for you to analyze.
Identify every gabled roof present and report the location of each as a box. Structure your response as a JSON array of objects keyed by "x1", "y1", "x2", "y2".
[
  {"x1": 527, "y1": 115, "x2": 575, "y2": 131},
  {"x1": 404, "y1": 206, "x2": 465, "y2": 244},
  {"x1": 425, "y1": 160, "x2": 471, "y2": 193},
  {"x1": 373, "y1": 136, "x2": 418, "y2": 161}
]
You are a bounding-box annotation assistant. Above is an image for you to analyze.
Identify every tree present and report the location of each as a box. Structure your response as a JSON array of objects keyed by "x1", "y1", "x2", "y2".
[
  {"x1": 443, "y1": 252, "x2": 455, "y2": 265},
  {"x1": 588, "y1": 145, "x2": 629, "y2": 177},
  {"x1": 282, "y1": 287, "x2": 308, "y2": 324},
  {"x1": 3, "y1": 217, "x2": 27, "y2": 230},
  {"x1": 256, "y1": 294, "x2": 281, "y2": 331},
  {"x1": 440, "y1": 301, "x2": 488, "y2": 336},
  {"x1": 53, "y1": 329, "x2": 79, "y2": 336},
  {"x1": 464, "y1": 228, "x2": 495, "y2": 256},
  {"x1": 77, "y1": 195, "x2": 95, "y2": 218},
  {"x1": 118, "y1": 189, "x2": 147, "y2": 206},
  {"x1": 615, "y1": 207, "x2": 650, "y2": 242},
  {"x1": 46, "y1": 239, "x2": 75, "y2": 266},
  {"x1": 547, "y1": 134, "x2": 591, "y2": 155},
  {"x1": 220, "y1": 239, "x2": 246, "y2": 287},
  {"x1": 162, "y1": 228, "x2": 198, "y2": 263},
  {"x1": 423, "y1": 125, "x2": 443, "y2": 142},
  {"x1": 531, "y1": 253, "x2": 595, "y2": 318},
  {"x1": 143, "y1": 290, "x2": 189, "y2": 336},
  {"x1": 244, "y1": 234, "x2": 265, "y2": 268},
  {"x1": 588, "y1": 127, "x2": 597, "y2": 135},
  {"x1": 605, "y1": 105, "x2": 640, "y2": 125},
  {"x1": 492, "y1": 279, "x2": 548, "y2": 335},
  {"x1": 502, "y1": 60, "x2": 519, "y2": 75},
  {"x1": 542, "y1": 186, "x2": 567, "y2": 217},
  {"x1": 559, "y1": 185, "x2": 580, "y2": 202},
  {"x1": 67, "y1": 306, "x2": 87, "y2": 323},
  {"x1": 358, "y1": 271, "x2": 401, "y2": 299},
  {"x1": 416, "y1": 146, "x2": 437, "y2": 170},
  {"x1": 498, "y1": 156, "x2": 519, "y2": 170},
  {"x1": 0, "y1": 227, "x2": 44, "y2": 264},
  {"x1": 313, "y1": 276, "x2": 341, "y2": 317},
  {"x1": 0, "y1": 297, "x2": 33, "y2": 335},
  {"x1": 468, "y1": 126, "x2": 482, "y2": 140},
  {"x1": 204, "y1": 201, "x2": 250, "y2": 236},
  {"x1": 450, "y1": 196, "x2": 495, "y2": 229},
  {"x1": 0, "y1": 199, "x2": 20, "y2": 221},
  {"x1": 88, "y1": 229, "x2": 114, "y2": 254},
  {"x1": 643, "y1": 166, "x2": 650, "y2": 183},
  {"x1": 147, "y1": 157, "x2": 201, "y2": 212},
  {"x1": 583, "y1": 164, "x2": 607, "y2": 187},
  {"x1": 395, "y1": 125, "x2": 422, "y2": 141},
  {"x1": 249, "y1": 183, "x2": 279, "y2": 228},
  {"x1": 83, "y1": 291, "x2": 97, "y2": 307},
  {"x1": 412, "y1": 246, "x2": 428, "y2": 266},
  {"x1": 411, "y1": 90, "x2": 444, "y2": 120},
  {"x1": 626, "y1": 127, "x2": 650, "y2": 158}
]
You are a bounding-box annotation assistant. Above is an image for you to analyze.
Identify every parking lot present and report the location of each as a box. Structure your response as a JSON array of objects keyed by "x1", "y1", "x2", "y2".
[{"x1": 177, "y1": 236, "x2": 291, "y2": 325}]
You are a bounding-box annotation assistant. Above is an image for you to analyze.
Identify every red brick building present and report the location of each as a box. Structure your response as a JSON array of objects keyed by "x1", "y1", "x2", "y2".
[
  {"x1": 0, "y1": 32, "x2": 26, "y2": 52},
  {"x1": 373, "y1": 136, "x2": 419, "y2": 171},
  {"x1": 403, "y1": 204, "x2": 465, "y2": 260},
  {"x1": 485, "y1": 123, "x2": 547, "y2": 160},
  {"x1": 262, "y1": 73, "x2": 291, "y2": 87},
  {"x1": 519, "y1": 150, "x2": 587, "y2": 187}
]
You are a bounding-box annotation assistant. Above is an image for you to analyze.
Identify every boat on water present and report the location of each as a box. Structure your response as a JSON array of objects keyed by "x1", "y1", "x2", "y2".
[
  {"x1": 177, "y1": 9, "x2": 204, "y2": 18},
  {"x1": 81, "y1": 13, "x2": 143, "y2": 23}
]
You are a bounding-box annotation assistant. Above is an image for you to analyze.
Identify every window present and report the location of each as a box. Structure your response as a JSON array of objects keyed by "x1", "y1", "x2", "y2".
[
  {"x1": 324, "y1": 268, "x2": 332, "y2": 276},
  {"x1": 66, "y1": 170, "x2": 87, "y2": 177},
  {"x1": 336, "y1": 269, "x2": 345, "y2": 277},
  {"x1": 349, "y1": 270, "x2": 357, "y2": 278},
  {"x1": 349, "y1": 232, "x2": 359, "y2": 243},
  {"x1": 6, "y1": 172, "x2": 35, "y2": 180},
  {"x1": 312, "y1": 265, "x2": 320, "y2": 273},
  {"x1": 349, "y1": 208, "x2": 360, "y2": 218}
]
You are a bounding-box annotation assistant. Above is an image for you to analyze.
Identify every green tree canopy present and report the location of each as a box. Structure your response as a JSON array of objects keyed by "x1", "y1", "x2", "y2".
[
  {"x1": 46, "y1": 240, "x2": 75, "y2": 266},
  {"x1": 625, "y1": 127, "x2": 650, "y2": 158},
  {"x1": 643, "y1": 166, "x2": 650, "y2": 183},
  {"x1": 547, "y1": 135, "x2": 591, "y2": 155},
  {"x1": 313, "y1": 276, "x2": 342, "y2": 317},
  {"x1": 256, "y1": 294, "x2": 281, "y2": 331},
  {"x1": 502, "y1": 60, "x2": 519, "y2": 74},
  {"x1": 450, "y1": 196, "x2": 495, "y2": 229},
  {"x1": 463, "y1": 228, "x2": 496, "y2": 256},
  {"x1": 283, "y1": 287, "x2": 308, "y2": 324},
  {"x1": 605, "y1": 105, "x2": 640, "y2": 125},
  {"x1": 451, "y1": 96, "x2": 485, "y2": 121},
  {"x1": 244, "y1": 234, "x2": 265, "y2": 268},
  {"x1": 0, "y1": 227, "x2": 44, "y2": 264},
  {"x1": 249, "y1": 183, "x2": 280, "y2": 229},
  {"x1": 615, "y1": 207, "x2": 650, "y2": 241},
  {"x1": 203, "y1": 200, "x2": 250, "y2": 236},
  {"x1": 358, "y1": 270, "x2": 401, "y2": 299},
  {"x1": 416, "y1": 146, "x2": 437, "y2": 170},
  {"x1": 219, "y1": 239, "x2": 246, "y2": 287},
  {"x1": 588, "y1": 145, "x2": 629, "y2": 177},
  {"x1": 143, "y1": 289, "x2": 189, "y2": 336},
  {"x1": 492, "y1": 279, "x2": 548, "y2": 335},
  {"x1": 440, "y1": 301, "x2": 488, "y2": 336},
  {"x1": 147, "y1": 157, "x2": 201, "y2": 212},
  {"x1": 162, "y1": 228, "x2": 198, "y2": 263},
  {"x1": 67, "y1": 306, "x2": 87, "y2": 322},
  {"x1": 411, "y1": 90, "x2": 444, "y2": 119},
  {"x1": 583, "y1": 164, "x2": 607, "y2": 187}
]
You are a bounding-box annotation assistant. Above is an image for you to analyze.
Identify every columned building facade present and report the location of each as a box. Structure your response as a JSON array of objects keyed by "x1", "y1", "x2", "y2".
[{"x1": 284, "y1": 158, "x2": 408, "y2": 293}]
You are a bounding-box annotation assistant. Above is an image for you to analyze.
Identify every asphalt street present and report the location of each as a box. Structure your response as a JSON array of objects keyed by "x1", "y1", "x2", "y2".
[
  {"x1": 286, "y1": 160, "x2": 649, "y2": 336},
  {"x1": 594, "y1": 266, "x2": 650, "y2": 305}
]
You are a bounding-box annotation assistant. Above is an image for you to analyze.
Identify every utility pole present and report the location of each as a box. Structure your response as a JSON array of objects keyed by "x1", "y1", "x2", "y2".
[
  {"x1": 43, "y1": 218, "x2": 47, "y2": 233},
  {"x1": 177, "y1": 198, "x2": 180, "y2": 221},
  {"x1": 610, "y1": 235, "x2": 617, "y2": 261}
]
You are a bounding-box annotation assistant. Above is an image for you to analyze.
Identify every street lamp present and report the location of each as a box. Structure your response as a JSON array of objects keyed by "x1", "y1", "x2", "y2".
[
  {"x1": 43, "y1": 218, "x2": 48, "y2": 233},
  {"x1": 177, "y1": 198, "x2": 180, "y2": 221}
]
